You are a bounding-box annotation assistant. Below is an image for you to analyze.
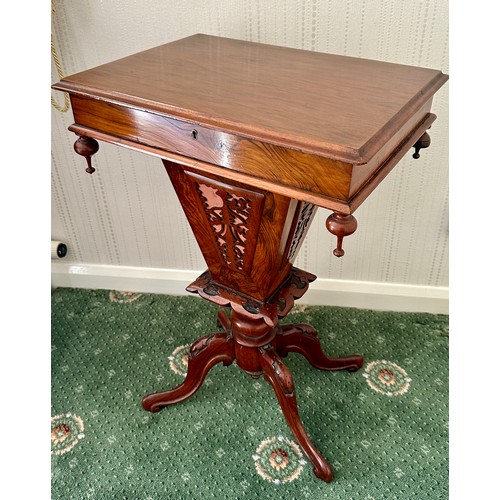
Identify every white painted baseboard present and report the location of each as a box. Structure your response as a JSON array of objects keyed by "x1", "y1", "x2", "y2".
[{"x1": 51, "y1": 262, "x2": 448, "y2": 314}]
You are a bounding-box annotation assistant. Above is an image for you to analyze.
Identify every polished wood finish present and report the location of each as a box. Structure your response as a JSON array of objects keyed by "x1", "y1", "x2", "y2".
[
  {"x1": 53, "y1": 34, "x2": 447, "y2": 483},
  {"x1": 141, "y1": 332, "x2": 235, "y2": 412},
  {"x1": 276, "y1": 324, "x2": 363, "y2": 372},
  {"x1": 412, "y1": 131, "x2": 432, "y2": 159},
  {"x1": 73, "y1": 136, "x2": 99, "y2": 174},
  {"x1": 53, "y1": 33, "x2": 447, "y2": 214},
  {"x1": 142, "y1": 269, "x2": 363, "y2": 483},
  {"x1": 53, "y1": 34, "x2": 446, "y2": 162},
  {"x1": 326, "y1": 212, "x2": 358, "y2": 258},
  {"x1": 165, "y1": 161, "x2": 318, "y2": 301},
  {"x1": 69, "y1": 95, "x2": 354, "y2": 204}
]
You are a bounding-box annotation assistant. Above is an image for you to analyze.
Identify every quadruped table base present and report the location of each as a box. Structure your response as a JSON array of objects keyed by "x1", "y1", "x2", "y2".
[{"x1": 142, "y1": 267, "x2": 363, "y2": 482}]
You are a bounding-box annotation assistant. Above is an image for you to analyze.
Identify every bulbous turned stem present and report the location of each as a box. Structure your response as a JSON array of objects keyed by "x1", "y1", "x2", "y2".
[
  {"x1": 412, "y1": 131, "x2": 431, "y2": 159},
  {"x1": 74, "y1": 136, "x2": 99, "y2": 174},
  {"x1": 325, "y1": 212, "x2": 358, "y2": 257}
]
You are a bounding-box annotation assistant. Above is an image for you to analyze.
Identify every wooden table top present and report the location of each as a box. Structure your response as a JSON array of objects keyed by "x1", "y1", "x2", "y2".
[{"x1": 54, "y1": 34, "x2": 447, "y2": 165}]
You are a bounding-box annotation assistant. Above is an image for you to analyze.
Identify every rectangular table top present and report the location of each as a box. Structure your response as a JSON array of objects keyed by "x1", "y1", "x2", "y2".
[
  {"x1": 54, "y1": 34, "x2": 447, "y2": 165},
  {"x1": 54, "y1": 34, "x2": 448, "y2": 213}
]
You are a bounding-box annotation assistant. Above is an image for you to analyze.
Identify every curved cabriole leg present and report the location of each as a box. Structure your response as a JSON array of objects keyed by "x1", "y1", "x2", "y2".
[
  {"x1": 276, "y1": 324, "x2": 364, "y2": 372},
  {"x1": 142, "y1": 333, "x2": 235, "y2": 413},
  {"x1": 259, "y1": 345, "x2": 334, "y2": 483},
  {"x1": 216, "y1": 308, "x2": 231, "y2": 331}
]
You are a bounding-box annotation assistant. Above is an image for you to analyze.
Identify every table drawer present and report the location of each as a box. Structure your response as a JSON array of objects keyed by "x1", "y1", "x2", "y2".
[{"x1": 70, "y1": 95, "x2": 352, "y2": 202}]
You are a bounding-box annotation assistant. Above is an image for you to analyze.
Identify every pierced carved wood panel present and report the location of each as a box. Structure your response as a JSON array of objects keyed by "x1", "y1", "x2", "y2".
[
  {"x1": 163, "y1": 159, "x2": 323, "y2": 301},
  {"x1": 191, "y1": 176, "x2": 263, "y2": 274},
  {"x1": 287, "y1": 202, "x2": 318, "y2": 262}
]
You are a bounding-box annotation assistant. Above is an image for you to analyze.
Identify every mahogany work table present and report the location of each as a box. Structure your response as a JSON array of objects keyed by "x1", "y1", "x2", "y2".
[{"x1": 53, "y1": 34, "x2": 448, "y2": 482}]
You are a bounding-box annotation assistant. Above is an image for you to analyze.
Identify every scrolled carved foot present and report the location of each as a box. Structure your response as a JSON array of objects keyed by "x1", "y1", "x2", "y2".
[
  {"x1": 277, "y1": 324, "x2": 364, "y2": 372},
  {"x1": 259, "y1": 344, "x2": 334, "y2": 482},
  {"x1": 142, "y1": 332, "x2": 235, "y2": 412}
]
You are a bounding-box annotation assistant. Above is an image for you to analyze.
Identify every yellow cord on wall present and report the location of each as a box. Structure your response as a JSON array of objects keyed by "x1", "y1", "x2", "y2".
[{"x1": 51, "y1": 2, "x2": 70, "y2": 113}]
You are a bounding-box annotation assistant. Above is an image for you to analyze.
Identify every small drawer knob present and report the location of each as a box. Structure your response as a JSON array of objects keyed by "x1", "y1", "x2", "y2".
[
  {"x1": 412, "y1": 131, "x2": 431, "y2": 159},
  {"x1": 326, "y1": 212, "x2": 358, "y2": 257},
  {"x1": 74, "y1": 136, "x2": 99, "y2": 174}
]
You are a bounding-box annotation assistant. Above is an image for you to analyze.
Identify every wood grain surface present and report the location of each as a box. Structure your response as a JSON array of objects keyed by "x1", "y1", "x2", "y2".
[{"x1": 53, "y1": 33, "x2": 448, "y2": 164}]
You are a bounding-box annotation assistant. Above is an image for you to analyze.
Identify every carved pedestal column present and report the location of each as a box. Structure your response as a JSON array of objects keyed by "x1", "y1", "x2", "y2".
[{"x1": 140, "y1": 159, "x2": 364, "y2": 482}]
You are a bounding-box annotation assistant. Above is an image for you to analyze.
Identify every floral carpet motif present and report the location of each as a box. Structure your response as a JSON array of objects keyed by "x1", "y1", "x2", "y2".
[{"x1": 52, "y1": 288, "x2": 448, "y2": 499}]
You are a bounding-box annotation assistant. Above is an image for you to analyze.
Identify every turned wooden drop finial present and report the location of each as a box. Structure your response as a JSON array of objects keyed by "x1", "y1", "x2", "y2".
[
  {"x1": 73, "y1": 136, "x2": 99, "y2": 174},
  {"x1": 412, "y1": 131, "x2": 431, "y2": 159},
  {"x1": 326, "y1": 212, "x2": 358, "y2": 257}
]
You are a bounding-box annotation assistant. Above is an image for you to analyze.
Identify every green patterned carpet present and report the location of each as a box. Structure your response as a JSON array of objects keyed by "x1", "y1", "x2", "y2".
[{"x1": 51, "y1": 288, "x2": 448, "y2": 499}]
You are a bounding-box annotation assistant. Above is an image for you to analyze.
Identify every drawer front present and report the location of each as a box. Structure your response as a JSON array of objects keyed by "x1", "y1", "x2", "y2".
[{"x1": 70, "y1": 95, "x2": 352, "y2": 202}]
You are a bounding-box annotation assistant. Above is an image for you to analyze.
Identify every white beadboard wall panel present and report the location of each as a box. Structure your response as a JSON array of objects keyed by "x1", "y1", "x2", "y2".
[{"x1": 51, "y1": 0, "x2": 449, "y2": 308}]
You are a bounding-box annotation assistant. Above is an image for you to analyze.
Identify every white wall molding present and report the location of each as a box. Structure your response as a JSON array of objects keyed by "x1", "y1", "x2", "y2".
[{"x1": 52, "y1": 263, "x2": 448, "y2": 314}]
